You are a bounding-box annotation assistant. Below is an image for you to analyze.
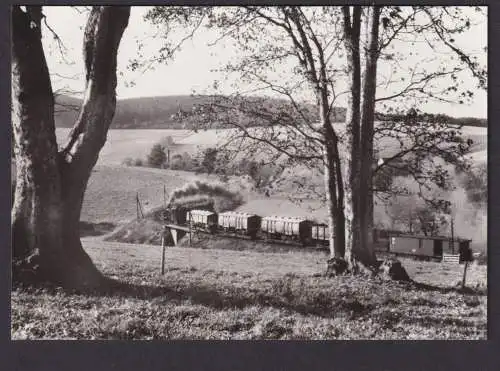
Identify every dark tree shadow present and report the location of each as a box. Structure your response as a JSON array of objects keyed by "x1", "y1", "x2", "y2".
[
  {"x1": 12, "y1": 272, "x2": 485, "y2": 323},
  {"x1": 408, "y1": 280, "x2": 487, "y2": 296},
  {"x1": 40, "y1": 275, "x2": 372, "y2": 320}
]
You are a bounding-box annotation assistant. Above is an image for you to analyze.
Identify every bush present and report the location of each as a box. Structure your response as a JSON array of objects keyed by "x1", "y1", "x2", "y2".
[
  {"x1": 170, "y1": 152, "x2": 196, "y2": 171},
  {"x1": 134, "y1": 158, "x2": 144, "y2": 167},
  {"x1": 201, "y1": 147, "x2": 218, "y2": 174},
  {"x1": 460, "y1": 163, "x2": 487, "y2": 206},
  {"x1": 147, "y1": 144, "x2": 167, "y2": 168}
]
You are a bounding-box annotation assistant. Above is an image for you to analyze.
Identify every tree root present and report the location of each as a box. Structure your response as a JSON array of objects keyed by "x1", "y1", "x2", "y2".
[
  {"x1": 325, "y1": 256, "x2": 410, "y2": 282},
  {"x1": 12, "y1": 246, "x2": 105, "y2": 291}
]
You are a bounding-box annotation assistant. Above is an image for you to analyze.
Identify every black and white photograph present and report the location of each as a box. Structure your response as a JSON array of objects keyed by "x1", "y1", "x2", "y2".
[{"x1": 10, "y1": 5, "x2": 487, "y2": 340}]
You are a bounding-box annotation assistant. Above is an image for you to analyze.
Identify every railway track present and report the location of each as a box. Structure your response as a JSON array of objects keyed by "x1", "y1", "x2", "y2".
[{"x1": 171, "y1": 223, "x2": 329, "y2": 250}]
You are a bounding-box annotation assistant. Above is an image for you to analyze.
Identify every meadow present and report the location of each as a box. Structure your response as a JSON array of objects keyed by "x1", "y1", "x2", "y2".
[
  {"x1": 11, "y1": 239, "x2": 487, "y2": 340},
  {"x1": 10, "y1": 125, "x2": 487, "y2": 340},
  {"x1": 55, "y1": 125, "x2": 487, "y2": 167}
]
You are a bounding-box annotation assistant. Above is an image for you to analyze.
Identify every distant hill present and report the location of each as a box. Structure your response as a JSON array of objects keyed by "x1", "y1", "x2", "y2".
[{"x1": 54, "y1": 94, "x2": 486, "y2": 129}]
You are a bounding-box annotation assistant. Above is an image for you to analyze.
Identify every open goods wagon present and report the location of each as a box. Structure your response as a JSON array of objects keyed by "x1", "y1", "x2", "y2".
[
  {"x1": 218, "y1": 211, "x2": 261, "y2": 238},
  {"x1": 189, "y1": 209, "x2": 218, "y2": 233},
  {"x1": 261, "y1": 216, "x2": 312, "y2": 245},
  {"x1": 164, "y1": 199, "x2": 215, "y2": 225},
  {"x1": 311, "y1": 223, "x2": 330, "y2": 246}
]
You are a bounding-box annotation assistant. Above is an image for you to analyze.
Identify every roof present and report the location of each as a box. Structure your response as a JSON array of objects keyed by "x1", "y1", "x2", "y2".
[
  {"x1": 262, "y1": 216, "x2": 309, "y2": 222},
  {"x1": 390, "y1": 234, "x2": 471, "y2": 242},
  {"x1": 219, "y1": 211, "x2": 258, "y2": 217},
  {"x1": 189, "y1": 209, "x2": 216, "y2": 216}
]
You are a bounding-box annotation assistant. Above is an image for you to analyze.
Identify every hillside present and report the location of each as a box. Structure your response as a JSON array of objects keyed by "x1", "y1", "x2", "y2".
[
  {"x1": 54, "y1": 94, "x2": 345, "y2": 129},
  {"x1": 54, "y1": 94, "x2": 487, "y2": 129}
]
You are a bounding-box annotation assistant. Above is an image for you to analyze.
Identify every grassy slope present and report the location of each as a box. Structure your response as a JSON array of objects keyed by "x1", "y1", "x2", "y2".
[
  {"x1": 81, "y1": 166, "x2": 206, "y2": 224},
  {"x1": 11, "y1": 240, "x2": 487, "y2": 340},
  {"x1": 80, "y1": 164, "x2": 253, "y2": 231}
]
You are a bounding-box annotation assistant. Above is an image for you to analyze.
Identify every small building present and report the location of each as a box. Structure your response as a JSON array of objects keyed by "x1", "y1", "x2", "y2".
[{"x1": 388, "y1": 234, "x2": 472, "y2": 262}]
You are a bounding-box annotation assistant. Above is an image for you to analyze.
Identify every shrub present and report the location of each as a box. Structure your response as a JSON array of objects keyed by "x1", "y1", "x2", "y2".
[
  {"x1": 147, "y1": 144, "x2": 167, "y2": 168},
  {"x1": 134, "y1": 158, "x2": 144, "y2": 167},
  {"x1": 170, "y1": 152, "x2": 196, "y2": 171},
  {"x1": 201, "y1": 147, "x2": 218, "y2": 174},
  {"x1": 460, "y1": 163, "x2": 487, "y2": 206}
]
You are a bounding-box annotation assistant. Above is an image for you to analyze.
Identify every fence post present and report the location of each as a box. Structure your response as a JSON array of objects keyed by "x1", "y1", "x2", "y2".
[
  {"x1": 189, "y1": 212, "x2": 192, "y2": 246},
  {"x1": 161, "y1": 226, "x2": 167, "y2": 275},
  {"x1": 461, "y1": 260, "x2": 469, "y2": 289},
  {"x1": 163, "y1": 185, "x2": 167, "y2": 209},
  {"x1": 136, "y1": 193, "x2": 139, "y2": 220}
]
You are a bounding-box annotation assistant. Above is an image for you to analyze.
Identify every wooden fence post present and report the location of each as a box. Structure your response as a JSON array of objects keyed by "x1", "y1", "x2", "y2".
[
  {"x1": 161, "y1": 226, "x2": 167, "y2": 275},
  {"x1": 189, "y1": 212, "x2": 192, "y2": 246},
  {"x1": 462, "y1": 260, "x2": 469, "y2": 289}
]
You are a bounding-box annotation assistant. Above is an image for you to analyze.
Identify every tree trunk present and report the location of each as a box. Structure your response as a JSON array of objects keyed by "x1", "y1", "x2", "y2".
[
  {"x1": 322, "y1": 136, "x2": 346, "y2": 259},
  {"x1": 357, "y1": 6, "x2": 381, "y2": 267},
  {"x1": 11, "y1": 6, "x2": 65, "y2": 282},
  {"x1": 342, "y1": 6, "x2": 362, "y2": 264},
  {"x1": 11, "y1": 6, "x2": 130, "y2": 288}
]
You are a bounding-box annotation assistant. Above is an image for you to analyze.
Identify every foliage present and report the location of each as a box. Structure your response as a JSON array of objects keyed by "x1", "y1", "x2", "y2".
[
  {"x1": 147, "y1": 144, "x2": 167, "y2": 168},
  {"x1": 459, "y1": 163, "x2": 487, "y2": 206},
  {"x1": 385, "y1": 192, "x2": 450, "y2": 236},
  {"x1": 201, "y1": 147, "x2": 218, "y2": 174}
]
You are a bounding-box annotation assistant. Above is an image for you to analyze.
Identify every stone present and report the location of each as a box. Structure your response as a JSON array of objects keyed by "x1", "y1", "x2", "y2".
[
  {"x1": 325, "y1": 257, "x2": 349, "y2": 277},
  {"x1": 378, "y1": 258, "x2": 411, "y2": 282}
]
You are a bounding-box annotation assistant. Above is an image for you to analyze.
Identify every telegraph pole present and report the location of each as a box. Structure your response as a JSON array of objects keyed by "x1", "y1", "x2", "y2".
[{"x1": 161, "y1": 225, "x2": 167, "y2": 275}]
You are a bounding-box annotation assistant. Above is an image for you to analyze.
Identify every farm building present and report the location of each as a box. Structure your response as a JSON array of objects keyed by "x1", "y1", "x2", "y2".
[{"x1": 388, "y1": 234, "x2": 472, "y2": 262}]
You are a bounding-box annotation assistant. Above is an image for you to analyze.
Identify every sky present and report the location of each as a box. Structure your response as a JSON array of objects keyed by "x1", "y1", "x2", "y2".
[{"x1": 41, "y1": 6, "x2": 487, "y2": 119}]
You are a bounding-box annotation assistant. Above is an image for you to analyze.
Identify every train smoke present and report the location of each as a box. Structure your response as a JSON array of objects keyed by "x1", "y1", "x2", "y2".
[{"x1": 167, "y1": 180, "x2": 244, "y2": 212}]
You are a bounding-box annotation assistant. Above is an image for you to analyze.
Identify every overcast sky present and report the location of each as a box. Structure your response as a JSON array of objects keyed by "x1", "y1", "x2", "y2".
[{"x1": 42, "y1": 6, "x2": 487, "y2": 119}]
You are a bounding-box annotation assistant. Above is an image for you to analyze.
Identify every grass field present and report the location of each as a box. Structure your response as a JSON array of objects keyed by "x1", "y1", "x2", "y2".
[
  {"x1": 55, "y1": 125, "x2": 487, "y2": 167},
  {"x1": 11, "y1": 238, "x2": 487, "y2": 340}
]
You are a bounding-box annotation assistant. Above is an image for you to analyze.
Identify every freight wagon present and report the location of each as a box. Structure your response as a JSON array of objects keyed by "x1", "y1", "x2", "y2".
[
  {"x1": 217, "y1": 211, "x2": 261, "y2": 239},
  {"x1": 260, "y1": 216, "x2": 312, "y2": 245},
  {"x1": 188, "y1": 209, "x2": 218, "y2": 233},
  {"x1": 389, "y1": 234, "x2": 473, "y2": 262},
  {"x1": 311, "y1": 223, "x2": 329, "y2": 246}
]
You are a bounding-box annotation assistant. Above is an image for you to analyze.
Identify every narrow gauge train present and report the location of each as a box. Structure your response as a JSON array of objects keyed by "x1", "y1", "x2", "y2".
[
  {"x1": 165, "y1": 205, "x2": 473, "y2": 261},
  {"x1": 164, "y1": 205, "x2": 330, "y2": 247}
]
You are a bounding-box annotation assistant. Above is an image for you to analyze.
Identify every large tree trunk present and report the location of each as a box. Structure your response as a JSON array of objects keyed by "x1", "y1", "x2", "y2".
[
  {"x1": 318, "y1": 58, "x2": 346, "y2": 260},
  {"x1": 357, "y1": 6, "x2": 381, "y2": 267},
  {"x1": 342, "y1": 6, "x2": 362, "y2": 264},
  {"x1": 11, "y1": 6, "x2": 130, "y2": 288},
  {"x1": 11, "y1": 6, "x2": 65, "y2": 283}
]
